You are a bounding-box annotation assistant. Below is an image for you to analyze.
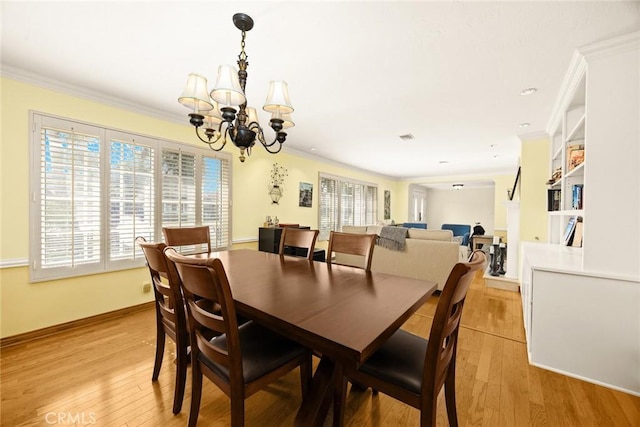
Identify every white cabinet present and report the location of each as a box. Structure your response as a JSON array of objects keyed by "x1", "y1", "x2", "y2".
[{"x1": 521, "y1": 242, "x2": 640, "y2": 396}]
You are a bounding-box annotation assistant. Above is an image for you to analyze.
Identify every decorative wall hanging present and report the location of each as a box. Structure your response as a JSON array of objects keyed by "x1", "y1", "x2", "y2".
[
  {"x1": 268, "y1": 163, "x2": 288, "y2": 204},
  {"x1": 299, "y1": 182, "x2": 313, "y2": 207},
  {"x1": 384, "y1": 190, "x2": 391, "y2": 220}
]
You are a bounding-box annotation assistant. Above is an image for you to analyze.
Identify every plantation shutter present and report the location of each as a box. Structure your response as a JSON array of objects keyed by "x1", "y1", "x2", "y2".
[
  {"x1": 339, "y1": 181, "x2": 353, "y2": 227},
  {"x1": 108, "y1": 131, "x2": 155, "y2": 264},
  {"x1": 202, "y1": 154, "x2": 231, "y2": 249},
  {"x1": 319, "y1": 176, "x2": 338, "y2": 240},
  {"x1": 33, "y1": 116, "x2": 103, "y2": 280},
  {"x1": 161, "y1": 148, "x2": 197, "y2": 228},
  {"x1": 365, "y1": 185, "x2": 378, "y2": 225}
]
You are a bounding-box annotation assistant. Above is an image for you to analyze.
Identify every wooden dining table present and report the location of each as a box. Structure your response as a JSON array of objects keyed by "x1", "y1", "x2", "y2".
[{"x1": 190, "y1": 249, "x2": 437, "y2": 426}]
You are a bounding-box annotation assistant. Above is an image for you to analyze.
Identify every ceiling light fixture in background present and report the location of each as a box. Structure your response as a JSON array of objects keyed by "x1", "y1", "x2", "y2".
[
  {"x1": 520, "y1": 87, "x2": 537, "y2": 96},
  {"x1": 178, "y1": 13, "x2": 294, "y2": 162},
  {"x1": 452, "y1": 183, "x2": 464, "y2": 190},
  {"x1": 519, "y1": 122, "x2": 531, "y2": 128}
]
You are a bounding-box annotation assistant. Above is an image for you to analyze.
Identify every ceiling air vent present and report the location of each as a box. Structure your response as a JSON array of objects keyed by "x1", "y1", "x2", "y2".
[{"x1": 399, "y1": 134, "x2": 415, "y2": 141}]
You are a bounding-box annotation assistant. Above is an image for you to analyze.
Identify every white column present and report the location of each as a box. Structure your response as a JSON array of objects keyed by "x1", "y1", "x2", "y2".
[{"x1": 503, "y1": 200, "x2": 520, "y2": 279}]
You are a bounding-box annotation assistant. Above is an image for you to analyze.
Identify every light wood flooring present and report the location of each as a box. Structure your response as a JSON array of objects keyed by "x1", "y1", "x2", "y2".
[{"x1": 2, "y1": 272, "x2": 639, "y2": 426}]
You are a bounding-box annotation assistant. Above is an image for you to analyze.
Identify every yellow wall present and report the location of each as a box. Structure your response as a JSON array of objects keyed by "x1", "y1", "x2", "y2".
[
  {"x1": 0, "y1": 77, "x2": 402, "y2": 338},
  {"x1": 0, "y1": 77, "x2": 546, "y2": 338},
  {"x1": 520, "y1": 136, "x2": 550, "y2": 242}
]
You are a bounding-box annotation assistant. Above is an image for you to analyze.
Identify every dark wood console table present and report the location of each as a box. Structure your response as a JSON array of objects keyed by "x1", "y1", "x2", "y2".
[{"x1": 258, "y1": 227, "x2": 326, "y2": 261}]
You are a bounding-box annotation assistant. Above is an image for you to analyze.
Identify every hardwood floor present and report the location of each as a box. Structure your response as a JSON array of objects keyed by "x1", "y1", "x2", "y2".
[{"x1": 2, "y1": 271, "x2": 638, "y2": 426}]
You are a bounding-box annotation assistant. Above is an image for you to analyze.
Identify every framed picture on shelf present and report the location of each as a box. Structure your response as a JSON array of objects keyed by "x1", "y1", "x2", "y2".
[{"x1": 567, "y1": 144, "x2": 585, "y2": 171}]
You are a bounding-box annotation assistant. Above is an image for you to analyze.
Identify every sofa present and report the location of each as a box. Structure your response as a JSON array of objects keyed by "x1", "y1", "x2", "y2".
[{"x1": 337, "y1": 226, "x2": 465, "y2": 291}]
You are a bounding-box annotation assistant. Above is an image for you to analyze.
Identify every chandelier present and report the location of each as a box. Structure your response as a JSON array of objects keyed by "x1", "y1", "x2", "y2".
[{"x1": 178, "y1": 13, "x2": 294, "y2": 162}]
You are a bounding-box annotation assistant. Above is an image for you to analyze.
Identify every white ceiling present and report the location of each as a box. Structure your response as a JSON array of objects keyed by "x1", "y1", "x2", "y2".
[{"x1": 2, "y1": 1, "x2": 638, "y2": 181}]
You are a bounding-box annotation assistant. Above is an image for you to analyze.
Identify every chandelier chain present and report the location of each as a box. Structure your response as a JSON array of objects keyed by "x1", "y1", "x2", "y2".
[{"x1": 239, "y1": 31, "x2": 248, "y2": 62}]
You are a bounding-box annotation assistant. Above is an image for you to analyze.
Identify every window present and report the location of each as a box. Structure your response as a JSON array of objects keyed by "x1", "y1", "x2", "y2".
[
  {"x1": 318, "y1": 173, "x2": 377, "y2": 240},
  {"x1": 30, "y1": 113, "x2": 232, "y2": 281}
]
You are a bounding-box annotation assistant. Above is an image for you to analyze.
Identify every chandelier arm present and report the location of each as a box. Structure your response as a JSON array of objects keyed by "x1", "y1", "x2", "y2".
[
  {"x1": 194, "y1": 126, "x2": 226, "y2": 151},
  {"x1": 260, "y1": 130, "x2": 287, "y2": 148},
  {"x1": 260, "y1": 138, "x2": 284, "y2": 154}
]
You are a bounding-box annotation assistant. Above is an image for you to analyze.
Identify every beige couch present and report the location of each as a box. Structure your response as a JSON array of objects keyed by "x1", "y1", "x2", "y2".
[{"x1": 336, "y1": 226, "x2": 465, "y2": 291}]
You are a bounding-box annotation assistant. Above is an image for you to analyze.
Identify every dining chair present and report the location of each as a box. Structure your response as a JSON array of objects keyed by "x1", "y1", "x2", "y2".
[
  {"x1": 162, "y1": 225, "x2": 211, "y2": 254},
  {"x1": 335, "y1": 250, "x2": 487, "y2": 426},
  {"x1": 278, "y1": 227, "x2": 319, "y2": 260},
  {"x1": 135, "y1": 237, "x2": 189, "y2": 415},
  {"x1": 164, "y1": 248, "x2": 313, "y2": 427},
  {"x1": 326, "y1": 231, "x2": 377, "y2": 271}
]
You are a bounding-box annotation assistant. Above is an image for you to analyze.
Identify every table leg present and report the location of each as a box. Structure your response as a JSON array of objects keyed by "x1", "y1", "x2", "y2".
[
  {"x1": 332, "y1": 364, "x2": 347, "y2": 427},
  {"x1": 295, "y1": 355, "x2": 335, "y2": 427}
]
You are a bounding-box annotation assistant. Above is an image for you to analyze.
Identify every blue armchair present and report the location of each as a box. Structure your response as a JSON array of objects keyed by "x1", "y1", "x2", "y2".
[
  {"x1": 441, "y1": 224, "x2": 471, "y2": 246},
  {"x1": 402, "y1": 222, "x2": 427, "y2": 229}
]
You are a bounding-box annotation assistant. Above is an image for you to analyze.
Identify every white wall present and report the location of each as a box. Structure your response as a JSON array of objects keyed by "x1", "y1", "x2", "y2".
[{"x1": 424, "y1": 187, "x2": 495, "y2": 232}]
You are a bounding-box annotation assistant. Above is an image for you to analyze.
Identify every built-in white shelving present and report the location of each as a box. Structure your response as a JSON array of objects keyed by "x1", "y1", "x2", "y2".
[{"x1": 521, "y1": 31, "x2": 640, "y2": 396}]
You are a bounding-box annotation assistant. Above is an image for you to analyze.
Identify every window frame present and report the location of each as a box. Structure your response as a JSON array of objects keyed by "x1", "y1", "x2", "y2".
[{"x1": 29, "y1": 112, "x2": 232, "y2": 282}]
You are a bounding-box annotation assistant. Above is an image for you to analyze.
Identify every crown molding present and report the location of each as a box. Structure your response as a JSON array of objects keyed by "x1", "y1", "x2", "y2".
[
  {"x1": 1, "y1": 65, "x2": 185, "y2": 125},
  {"x1": 579, "y1": 31, "x2": 640, "y2": 60}
]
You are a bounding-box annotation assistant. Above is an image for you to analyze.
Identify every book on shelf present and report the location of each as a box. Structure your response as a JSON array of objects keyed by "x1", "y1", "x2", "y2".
[
  {"x1": 563, "y1": 216, "x2": 578, "y2": 245},
  {"x1": 571, "y1": 220, "x2": 584, "y2": 247},
  {"x1": 572, "y1": 184, "x2": 584, "y2": 209},
  {"x1": 547, "y1": 189, "x2": 561, "y2": 211},
  {"x1": 563, "y1": 216, "x2": 583, "y2": 246},
  {"x1": 567, "y1": 144, "x2": 585, "y2": 171}
]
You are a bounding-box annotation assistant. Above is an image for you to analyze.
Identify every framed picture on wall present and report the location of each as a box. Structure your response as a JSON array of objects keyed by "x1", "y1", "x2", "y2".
[
  {"x1": 384, "y1": 190, "x2": 391, "y2": 220},
  {"x1": 299, "y1": 182, "x2": 313, "y2": 207}
]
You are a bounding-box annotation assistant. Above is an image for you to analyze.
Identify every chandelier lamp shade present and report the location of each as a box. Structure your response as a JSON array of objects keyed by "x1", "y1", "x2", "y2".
[{"x1": 178, "y1": 13, "x2": 294, "y2": 162}]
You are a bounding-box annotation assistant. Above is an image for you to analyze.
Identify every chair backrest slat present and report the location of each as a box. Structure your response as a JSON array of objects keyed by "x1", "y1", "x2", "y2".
[
  {"x1": 163, "y1": 226, "x2": 211, "y2": 254},
  {"x1": 326, "y1": 231, "x2": 377, "y2": 271},
  {"x1": 279, "y1": 228, "x2": 319, "y2": 260},
  {"x1": 136, "y1": 237, "x2": 186, "y2": 334},
  {"x1": 165, "y1": 248, "x2": 243, "y2": 375},
  {"x1": 423, "y1": 250, "x2": 486, "y2": 398}
]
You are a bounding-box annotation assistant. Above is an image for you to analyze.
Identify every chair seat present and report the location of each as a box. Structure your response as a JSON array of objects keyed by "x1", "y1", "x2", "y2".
[
  {"x1": 200, "y1": 321, "x2": 308, "y2": 384},
  {"x1": 358, "y1": 329, "x2": 428, "y2": 394}
]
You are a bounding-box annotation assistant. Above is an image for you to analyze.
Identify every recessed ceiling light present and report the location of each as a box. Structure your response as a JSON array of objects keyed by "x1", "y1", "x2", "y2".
[
  {"x1": 310, "y1": 147, "x2": 316, "y2": 151},
  {"x1": 520, "y1": 87, "x2": 537, "y2": 96},
  {"x1": 519, "y1": 122, "x2": 531, "y2": 128},
  {"x1": 452, "y1": 183, "x2": 464, "y2": 190}
]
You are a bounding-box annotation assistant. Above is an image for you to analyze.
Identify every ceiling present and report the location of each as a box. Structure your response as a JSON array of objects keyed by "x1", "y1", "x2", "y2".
[{"x1": 2, "y1": 1, "x2": 638, "y2": 182}]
